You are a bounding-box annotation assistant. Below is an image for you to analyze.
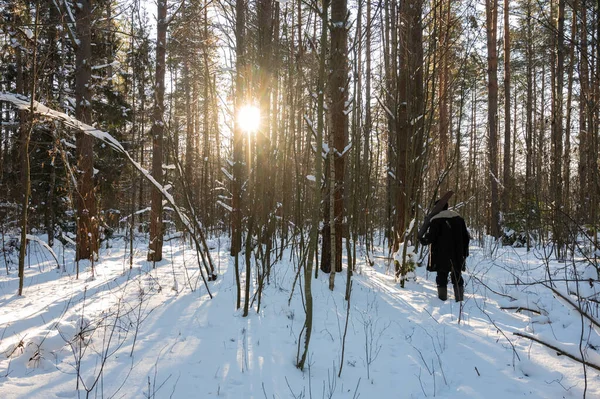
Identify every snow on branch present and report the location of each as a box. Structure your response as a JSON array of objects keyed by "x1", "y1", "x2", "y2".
[
  {"x1": 376, "y1": 95, "x2": 395, "y2": 119},
  {"x1": 216, "y1": 201, "x2": 233, "y2": 213},
  {"x1": 0, "y1": 92, "x2": 194, "y2": 240},
  {"x1": 26, "y1": 234, "x2": 60, "y2": 269},
  {"x1": 488, "y1": 169, "x2": 505, "y2": 190},
  {"x1": 91, "y1": 61, "x2": 121, "y2": 70},
  {"x1": 52, "y1": 0, "x2": 77, "y2": 46},
  {"x1": 303, "y1": 115, "x2": 317, "y2": 138},
  {"x1": 221, "y1": 167, "x2": 234, "y2": 181},
  {"x1": 118, "y1": 207, "x2": 151, "y2": 223},
  {"x1": 339, "y1": 142, "x2": 352, "y2": 157}
]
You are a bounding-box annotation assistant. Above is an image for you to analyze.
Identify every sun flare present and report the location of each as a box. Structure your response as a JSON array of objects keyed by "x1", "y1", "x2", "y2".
[{"x1": 238, "y1": 105, "x2": 260, "y2": 133}]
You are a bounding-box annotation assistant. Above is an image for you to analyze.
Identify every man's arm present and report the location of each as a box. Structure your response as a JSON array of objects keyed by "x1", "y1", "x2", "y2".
[
  {"x1": 462, "y1": 219, "x2": 470, "y2": 257},
  {"x1": 419, "y1": 218, "x2": 438, "y2": 246},
  {"x1": 418, "y1": 215, "x2": 430, "y2": 243}
]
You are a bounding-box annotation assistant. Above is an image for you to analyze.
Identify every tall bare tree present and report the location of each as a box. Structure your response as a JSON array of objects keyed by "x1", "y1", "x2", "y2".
[
  {"x1": 486, "y1": 0, "x2": 500, "y2": 238},
  {"x1": 298, "y1": 0, "x2": 329, "y2": 370},
  {"x1": 395, "y1": 0, "x2": 424, "y2": 283},
  {"x1": 329, "y1": 0, "x2": 349, "y2": 277},
  {"x1": 563, "y1": 0, "x2": 578, "y2": 214},
  {"x1": 524, "y1": 0, "x2": 534, "y2": 249},
  {"x1": 17, "y1": 1, "x2": 39, "y2": 294},
  {"x1": 231, "y1": 0, "x2": 247, "y2": 308},
  {"x1": 75, "y1": 0, "x2": 99, "y2": 261},
  {"x1": 502, "y1": 0, "x2": 511, "y2": 214},
  {"x1": 437, "y1": 0, "x2": 451, "y2": 191},
  {"x1": 148, "y1": 0, "x2": 167, "y2": 262},
  {"x1": 550, "y1": 0, "x2": 565, "y2": 256},
  {"x1": 578, "y1": 0, "x2": 589, "y2": 221}
]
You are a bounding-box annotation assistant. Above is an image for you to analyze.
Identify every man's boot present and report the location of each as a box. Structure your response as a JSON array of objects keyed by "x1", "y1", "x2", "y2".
[
  {"x1": 455, "y1": 285, "x2": 464, "y2": 302},
  {"x1": 437, "y1": 286, "x2": 448, "y2": 301}
]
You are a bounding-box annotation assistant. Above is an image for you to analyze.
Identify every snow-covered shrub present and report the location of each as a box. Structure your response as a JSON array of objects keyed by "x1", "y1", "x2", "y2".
[
  {"x1": 393, "y1": 243, "x2": 417, "y2": 286},
  {"x1": 502, "y1": 227, "x2": 527, "y2": 247}
]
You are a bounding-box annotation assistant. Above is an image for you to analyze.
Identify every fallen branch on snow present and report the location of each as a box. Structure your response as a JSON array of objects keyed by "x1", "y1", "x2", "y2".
[
  {"x1": 499, "y1": 306, "x2": 541, "y2": 315},
  {"x1": 513, "y1": 332, "x2": 600, "y2": 372},
  {"x1": 543, "y1": 283, "x2": 600, "y2": 331}
]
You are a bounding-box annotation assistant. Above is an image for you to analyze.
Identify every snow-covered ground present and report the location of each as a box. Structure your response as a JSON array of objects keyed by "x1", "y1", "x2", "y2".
[{"x1": 0, "y1": 233, "x2": 599, "y2": 398}]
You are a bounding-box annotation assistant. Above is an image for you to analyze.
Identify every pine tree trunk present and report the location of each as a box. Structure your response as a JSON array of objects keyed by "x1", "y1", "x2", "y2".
[
  {"x1": 363, "y1": 0, "x2": 372, "y2": 249},
  {"x1": 184, "y1": 61, "x2": 195, "y2": 202},
  {"x1": 330, "y1": 0, "x2": 348, "y2": 274},
  {"x1": 46, "y1": 138, "x2": 56, "y2": 248},
  {"x1": 536, "y1": 65, "x2": 545, "y2": 226},
  {"x1": 17, "y1": 39, "x2": 29, "y2": 295},
  {"x1": 329, "y1": 141, "x2": 336, "y2": 289},
  {"x1": 502, "y1": 0, "x2": 511, "y2": 215},
  {"x1": 317, "y1": 0, "x2": 329, "y2": 276},
  {"x1": 232, "y1": 0, "x2": 247, "y2": 308},
  {"x1": 486, "y1": 0, "x2": 500, "y2": 238},
  {"x1": 395, "y1": 0, "x2": 424, "y2": 263},
  {"x1": 257, "y1": 0, "x2": 274, "y2": 277},
  {"x1": 578, "y1": 2, "x2": 589, "y2": 220},
  {"x1": 75, "y1": 0, "x2": 98, "y2": 261},
  {"x1": 297, "y1": 0, "x2": 328, "y2": 361},
  {"x1": 148, "y1": 0, "x2": 167, "y2": 263},
  {"x1": 18, "y1": 2, "x2": 40, "y2": 295},
  {"x1": 202, "y1": 11, "x2": 211, "y2": 223},
  {"x1": 564, "y1": 0, "x2": 578, "y2": 219},
  {"x1": 45, "y1": 3, "x2": 61, "y2": 249},
  {"x1": 438, "y1": 0, "x2": 450, "y2": 190},
  {"x1": 383, "y1": 0, "x2": 397, "y2": 250},
  {"x1": 550, "y1": 0, "x2": 565, "y2": 256},
  {"x1": 525, "y1": 0, "x2": 534, "y2": 250},
  {"x1": 592, "y1": 2, "x2": 600, "y2": 257}
]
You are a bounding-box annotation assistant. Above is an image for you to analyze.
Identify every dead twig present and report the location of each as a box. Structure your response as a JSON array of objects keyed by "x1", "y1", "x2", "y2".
[{"x1": 499, "y1": 306, "x2": 541, "y2": 315}]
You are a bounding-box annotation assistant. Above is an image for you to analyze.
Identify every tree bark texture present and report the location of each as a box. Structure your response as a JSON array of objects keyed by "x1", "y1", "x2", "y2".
[
  {"x1": 486, "y1": 0, "x2": 500, "y2": 238},
  {"x1": 75, "y1": 0, "x2": 98, "y2": 261},
  {"x1": 330, "y1": 0, "x2": 348, "y2": 273},
  {"x1": 550, "y1": 0, "x2": 565, "y2": 255},
  {"x1": 148, "y1": 0, "x2": 167, "y2": 262},
  {"x1": 502, "y1": 0, "x2": 511, "y2": 214},
  {"x1": 394, "y1": 0, "x2": 424, "y2": 258}
]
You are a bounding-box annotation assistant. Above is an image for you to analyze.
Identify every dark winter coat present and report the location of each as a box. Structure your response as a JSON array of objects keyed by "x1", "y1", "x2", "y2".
[{"x1": 419, "y1": 210, "x2": 470, "y2": 273}]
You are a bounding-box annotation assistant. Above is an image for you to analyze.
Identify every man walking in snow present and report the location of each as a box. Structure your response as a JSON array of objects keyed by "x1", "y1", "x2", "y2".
[{"x1": 418, "y1": 200, "x2": 470, "y2": 302}]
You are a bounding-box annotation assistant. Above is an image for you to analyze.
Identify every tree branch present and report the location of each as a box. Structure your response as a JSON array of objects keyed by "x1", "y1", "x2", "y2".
[{"x1": 513, "y1": 332, "x2": 600, "y2": 372}]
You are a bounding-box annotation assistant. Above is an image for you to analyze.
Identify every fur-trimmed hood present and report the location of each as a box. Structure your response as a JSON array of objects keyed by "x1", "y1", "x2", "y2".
[{"x1": 430, "y1": 209, "x2": 460, "y2": 221}]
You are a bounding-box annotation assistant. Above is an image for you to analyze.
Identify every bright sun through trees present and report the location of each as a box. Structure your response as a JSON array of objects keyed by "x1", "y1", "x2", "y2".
[{"x1": 238, "y1": 105, "x2": 260, "y2": 133}]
